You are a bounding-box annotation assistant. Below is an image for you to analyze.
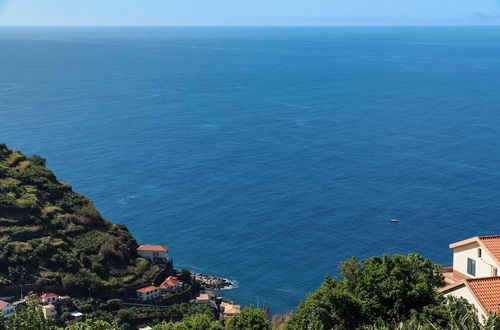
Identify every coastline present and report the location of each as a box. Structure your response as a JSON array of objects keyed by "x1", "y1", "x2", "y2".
[{"x1": 193, "y1": 273, "x2": 237, "y2": 291}]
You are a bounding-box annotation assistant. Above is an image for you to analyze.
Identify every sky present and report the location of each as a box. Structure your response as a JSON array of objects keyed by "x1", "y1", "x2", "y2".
[{"x1": 0, "y1": 0, "x2": 500, "y2": 26}]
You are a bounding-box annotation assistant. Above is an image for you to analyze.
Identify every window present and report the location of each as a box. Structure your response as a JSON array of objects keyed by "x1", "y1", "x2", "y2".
[
  {"x1": 478, "y1": 248, "x2": 482, "y2": 258},
  {"x1": 493, "y1": 267, "x2": 498, "y2": 277},
  {"x1": 467, "y1": 258, "x2": 476, "y2": 276}
]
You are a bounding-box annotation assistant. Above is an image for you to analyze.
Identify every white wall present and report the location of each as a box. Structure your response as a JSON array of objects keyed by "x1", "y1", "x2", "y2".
[
  {"x1": 2, "y1": 304, "x2": 15, "y2": 317},
  {"x1": 446, "y1": 285, "x2": 487, "y2": 322},
  {"x1": 137, "y1": 289, "x2": 160, "y2": 300},
  {"x1": 137, "y1": 250, "x2": 167, "y2": 261},
  {"x1": 453, "y1": 242, "x2": 499, "y2": 278}
]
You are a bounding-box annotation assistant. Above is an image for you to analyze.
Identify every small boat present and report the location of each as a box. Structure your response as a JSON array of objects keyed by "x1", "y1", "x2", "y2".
[{"x1": 389, "y1": 218, "x2": 399, "y2": 223}]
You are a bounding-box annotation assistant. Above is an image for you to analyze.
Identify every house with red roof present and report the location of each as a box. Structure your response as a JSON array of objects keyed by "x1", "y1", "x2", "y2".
[
  {"x1": 159, "y1": 276, "x2": 181, "y2": 291},
  {"x1": 440, "y1": 277, "x2": 500, "y2": 322},
  {"x1": 40, "y1": 293, "x2": 59, "y2": 305},
  {"x1": 136, "y1": 285, "x2": 160, "y2": 301},
  {"x1": 0, "y1": 300, "x2": 15, "y2": 318},
  {"x1": 440, "y1": 235, "x2": 500, "y2": 322},
  {"x1": 137, "y1": 245, "x2": 170, "y2": 265}
]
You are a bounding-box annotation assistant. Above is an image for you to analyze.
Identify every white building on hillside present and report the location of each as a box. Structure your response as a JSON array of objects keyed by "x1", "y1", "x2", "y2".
[
  {"x1": 137, "y1": 245, "x2": 170, "y2": 264},
  {"x1": 136, "y1": 286, "x2": 160, "y2": 301}
]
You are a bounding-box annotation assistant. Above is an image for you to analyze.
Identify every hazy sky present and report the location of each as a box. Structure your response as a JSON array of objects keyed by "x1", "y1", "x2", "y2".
[{"x1": 1, "y1": 0, "x2": 500, "y2": 26}]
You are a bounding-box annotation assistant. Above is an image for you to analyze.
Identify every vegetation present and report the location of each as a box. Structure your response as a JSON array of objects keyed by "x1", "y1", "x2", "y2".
[
  {"x1": 0, "y1": 144, "x2": 159, "y2": 295},
  {"x1": 5, "y1": 144, "x2": 500, "y2": 329}
]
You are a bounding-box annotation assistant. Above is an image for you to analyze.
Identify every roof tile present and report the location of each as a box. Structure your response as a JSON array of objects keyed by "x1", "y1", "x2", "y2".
[
  {"x1": 479, "y1": 236, "x2": 500, "y2": 262},
  {"x1": 467, "y1": 277, "x2": 500, "y2": 313}
]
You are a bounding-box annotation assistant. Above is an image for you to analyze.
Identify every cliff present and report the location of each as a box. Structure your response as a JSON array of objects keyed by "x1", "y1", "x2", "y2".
[{"x1": 0, "y1": 143, "x2": 159, "y2": 295}]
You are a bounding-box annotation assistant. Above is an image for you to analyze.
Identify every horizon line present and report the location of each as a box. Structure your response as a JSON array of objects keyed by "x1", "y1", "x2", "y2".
[{"x1": 1, "y1": 24, "x2": 500, "y2": 28}]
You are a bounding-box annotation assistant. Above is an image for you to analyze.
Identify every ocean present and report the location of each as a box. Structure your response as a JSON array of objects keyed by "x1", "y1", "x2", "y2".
[{"x1": 1, "y1": 26, "x2": 500, "y2": 313}]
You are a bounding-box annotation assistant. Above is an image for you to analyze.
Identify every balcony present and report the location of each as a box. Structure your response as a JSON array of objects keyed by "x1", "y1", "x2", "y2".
[{"x1": 440, "y1": 267, "x2": 469, "y2": 285}]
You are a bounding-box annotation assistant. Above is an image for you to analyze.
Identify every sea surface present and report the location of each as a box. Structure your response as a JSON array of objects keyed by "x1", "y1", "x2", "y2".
[{"x1": 2, "y1": 26, "x2": 500, "y2": 313}]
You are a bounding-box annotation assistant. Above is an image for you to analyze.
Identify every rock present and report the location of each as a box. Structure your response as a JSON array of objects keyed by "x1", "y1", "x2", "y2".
[{"x1": 193, "y1": 273, "x2": 236, "y2": 290}]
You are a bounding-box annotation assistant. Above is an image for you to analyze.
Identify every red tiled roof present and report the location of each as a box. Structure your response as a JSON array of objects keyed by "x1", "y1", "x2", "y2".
[
  {"x1": 137, "y1": 245, "x2": 169, "y2": 252},
  {"x1": 467, "y1": 277, "x2": 500, "y2": 313},
  {"x1": 0, "y1": 300, "x2": 9, "y2": 309},
  {"x1": 479, "y1": 236, "x2": 500, "y2": 262},
  {"x1": 40, "y1": 293, "x2": 58, "y2": 299},
  {"x1": 136, "y1": 285, "x2": 158, "y2": 293},
  {"x1": 159, "y1": 276, "x2": 180, "y2": 289}
]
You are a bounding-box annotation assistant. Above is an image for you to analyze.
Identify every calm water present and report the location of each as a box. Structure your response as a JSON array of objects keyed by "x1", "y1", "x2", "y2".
[{"x1": 2, "y1": 27, "x2": 500, "y2": 312}]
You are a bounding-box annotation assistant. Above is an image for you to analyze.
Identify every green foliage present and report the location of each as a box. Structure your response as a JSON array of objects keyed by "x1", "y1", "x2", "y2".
[
  {"x1": 0, "y1": 144, "x2": 156, "y2": 295},
  {"x1": 4, "y1": 293, "x2": 51, "y2": 330},
  {"x1": 152, "y1": 314, "x2": 223, "y2": 330},
  {"x1": 225, "y1": 307, "x2": 270, "y2": 330},
  {"x1": 287, "y1": 276, "x2": 365, "y2": 329},
  {"x1": 288, "y1": 254, "x2": 449, "y2": 329},
  {"x1": 63, "y1": 320, "x2": 120, "y2": 330}
]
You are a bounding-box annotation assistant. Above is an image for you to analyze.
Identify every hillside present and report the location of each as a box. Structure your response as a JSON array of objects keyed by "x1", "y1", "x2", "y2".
[{"x1": 0, "y1": 143, "x2": 159, "y2": 295}]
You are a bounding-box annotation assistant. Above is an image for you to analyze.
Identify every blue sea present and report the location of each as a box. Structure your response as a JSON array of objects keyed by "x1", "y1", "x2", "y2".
[{"x1": 2, "y1": 27, "x2": 500, "y2": 313}]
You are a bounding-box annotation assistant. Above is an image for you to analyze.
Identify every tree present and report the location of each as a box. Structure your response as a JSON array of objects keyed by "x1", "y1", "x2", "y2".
[
  {"x1": 339, "y1": 253, "x2": 444, "y2": 321},
  {"x1": 225, "y1": 306, "x2": 270, "y2": 330},
  {"x1": 151, "y1": 313, "x2": 222, "y2": 330},
  {"x1": 5, "y1": 293, "x2": 50, "y2": 330},
  {"x1": 287, "y1": 276, "x2": 365, "y2": 329},
  {"x1": 288, "y1": 254, "x2": 446, "y2": 329},
  {"x1": 64, "y1": 320, "x2": 120, "y2": 330}
]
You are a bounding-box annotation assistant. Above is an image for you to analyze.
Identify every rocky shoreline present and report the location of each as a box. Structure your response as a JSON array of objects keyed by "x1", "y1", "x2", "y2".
[{"x1": 193, "y1": 273, "x2": 236, "y2": 290}]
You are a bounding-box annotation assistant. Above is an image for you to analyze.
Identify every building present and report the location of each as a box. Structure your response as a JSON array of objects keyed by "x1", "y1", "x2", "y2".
[
  {"x1": 137, "y1": 245, "x2": 170, "y2": 264},
  {"x1": 439, "y1": 277, "x2": 500, "y2": 322},
  {"x1": 136, "y1": 285, "x2": 160, "y2": 301},
  {"x1": 70, "y1": 311, "x2": 84, "y2": 321},
  {"x1": 42, "y1": 304, "x2": 57, "y2": 320},
  {"x1": 194, "y1": 291, "x2": 219, "y2": 309},
  {"x1": 0, "y1": 300, "x2": 15, "y2": 318},
  {"x1": 59, "y1": 296, "x2": 72, "y2": 306},
  {"x1": 159, "y1": 276, "x2": 181, "y2": 291},
  {"x1": 440, "y1": 235, "x2": 500, "y2": 322},
  {"x1": 40, "y1": 293, "x2": 59, "y2": 305},
  {"x1": 441, "y1": 236, "x2": 500, "y2": 285},
  {"x1": 221, "y1": 301, "x2": 241, "y2": 320}
]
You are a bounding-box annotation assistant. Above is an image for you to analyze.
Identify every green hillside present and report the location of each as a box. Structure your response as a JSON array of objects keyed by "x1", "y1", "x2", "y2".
[{"x1": 0, "y1": 143, "x2": 159, "y2": 295}]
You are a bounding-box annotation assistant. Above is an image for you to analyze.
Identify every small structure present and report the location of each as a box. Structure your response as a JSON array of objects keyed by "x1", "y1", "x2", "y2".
[
  {"x1": 137, "y1": 245, "x2": 170, "y2": 264},
  {"x1": 221, "y1": 301, "x2": 241, "y2": 320},
  {"x1": 42, "y1": 304, "x2": 57, "y2": 320},
  {"x1": 70, "y1": 311, "x2": 84, "y2": 322},
  {"x1": 40, "y1": 293, "x2": 59, "y2": 305},
  {"x1": 12, "y1": 298, "x2": 26, "y2": 309},
  {"x1": 58, "y1": 295, "x2": 72, "y2": 306},
  {"x1": 194, "y1": 291, "x2": 219, "y2": 309},
  {"x1": 0, "y1": 300, "x2": 15, "y2": 318},
  {"x1": 136, "y1": 285, "x2": 160, "y2": 301},
  {"x1": 159, "y1": 276, "x2": 181, "y2": 291}
]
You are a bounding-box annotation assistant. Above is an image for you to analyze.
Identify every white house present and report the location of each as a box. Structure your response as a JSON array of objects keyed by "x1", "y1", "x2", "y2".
[
  {"x1": 159, "y1": 276, "x2": 181, "y2": 291},
  {"x1": 42, "y1": 304, "x2": 57, "y2": 320},
  {"x1": 439, "y1": 235, "x2": 500, "y2": 322},
  {"x1": 136, "y1": 285, "x2": 160, "y2": 301},
  {"x1": 439, "y1": 277, "x2": 500, "y2": 322},
  {"x1": 0, "y1": 300, "x2": 15, "y2": 318},
  {"x1": 137, "y1": 245, "x2": 170, "y2": 264},
  {"x1": 40, "y1": 293, "x2": 59, "y2": 305},
  {"x1": 442, "y1": 235, "x2": 500, "y2": 285}
]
